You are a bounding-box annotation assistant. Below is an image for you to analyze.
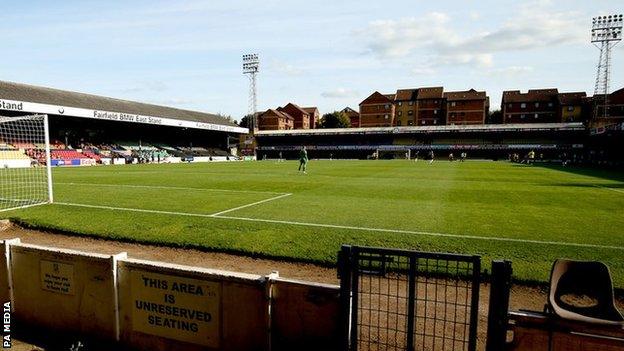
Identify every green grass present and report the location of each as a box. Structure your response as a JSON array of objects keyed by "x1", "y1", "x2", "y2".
[{"x1": 3, "y1": 160, "x2": 624, "y2": 287}]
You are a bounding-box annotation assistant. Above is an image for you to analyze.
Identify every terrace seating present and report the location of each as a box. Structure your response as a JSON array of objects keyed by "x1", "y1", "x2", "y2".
[
  {"x1": 50, "y1": 150, "x2": 89, "y2": 159},
  {"x1": 0, "y1": 150, "x2": 30, "y2": 160},
  {"x1": 11, "y1": 142, "x2": 36, "y2": 149},
  {"x1": 81, "y1": 150, "x2": 101, "y2": 161},
  {"x1": 547, "y1": 259, "x2": 624, "y2": 326}
]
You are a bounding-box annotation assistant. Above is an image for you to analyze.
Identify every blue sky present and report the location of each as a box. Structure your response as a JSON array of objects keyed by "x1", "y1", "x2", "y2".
[{"x1": 1, "y1": 0, "x2": 622, "y2": 121}]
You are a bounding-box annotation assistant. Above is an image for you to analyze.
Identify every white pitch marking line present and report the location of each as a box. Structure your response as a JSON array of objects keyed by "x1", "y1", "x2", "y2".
[
  {"x1": 209, "y1": 193, "x2": 292, "y2": 216},
  {"x1": 593, "y1": 184, "x2": 624, "y2": 194},
  {"x1": 52, "y1": 202, "x2": 624, "y2": 251},
  {"x1": 56, "y1": 182, "x2": 287, "y2": 195},
  {"x1": 55, "y1": 202, "x2": 216, "y2": 218}
]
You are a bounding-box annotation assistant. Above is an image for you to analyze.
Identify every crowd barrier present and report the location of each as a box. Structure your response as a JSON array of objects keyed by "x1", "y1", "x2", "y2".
[{"x1": 0, "y1": 238, "x2": 340, "y2": 351}]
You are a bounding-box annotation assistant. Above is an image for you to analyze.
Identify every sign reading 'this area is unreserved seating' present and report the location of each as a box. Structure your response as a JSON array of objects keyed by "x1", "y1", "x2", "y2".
[
  {"x1": 40, "y1": 260, "x2": 75, "y2": 295},
  {"x1": 130, "y1": 270, "x2": 221, "y2": 347}
]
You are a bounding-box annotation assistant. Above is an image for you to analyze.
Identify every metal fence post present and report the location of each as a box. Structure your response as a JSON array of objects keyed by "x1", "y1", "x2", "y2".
[
  {"x1": 486, "y1": 260, "x2": 513, "y2": 351},
  {"x1": 338, "y1": 245, "x2": 352, "y2": 351}
]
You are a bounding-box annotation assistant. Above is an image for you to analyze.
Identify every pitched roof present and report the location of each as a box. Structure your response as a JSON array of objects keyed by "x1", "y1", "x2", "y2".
[
  {"x1": 395, "y1": 89, "x2": 418, "y2": 101},
  {"x1": 502, "y1": 89, "x2": 559, "y2": 103},
  {"x1": 557, "y1": 92, "x2": 587, "y2": 105},
  {"x1": 384, "y1": 94, "x2": 396, "y2": 100},
  {"x1": 417, "y1": 87, "x2": 444, "y2": 99},
  {"x1": 262, "y1": 108, "x2": 294, "y2": 121},
  {"x1": 359, "y1": 91, "x2": 394, "y2": 105},
  {"x1": 302, "y1": 107, "x2": 319, "y2": 115},
  {"x1": 342, "y1": 107, "x2": 358, "y2": 114},
  {"x1": 443, "y1": 89, "x2": 487, "y2": 101},
  {"x1": 0, "y1": 80, "x2": 237, "y2": 127},
  {"x1": 282, "y1": 102, "x2": 309, "y2": 116}
]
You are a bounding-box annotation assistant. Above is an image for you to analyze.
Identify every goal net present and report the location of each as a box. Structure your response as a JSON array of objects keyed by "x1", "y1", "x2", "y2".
[{"x1": 0, "y1": 114, "x2": 53, "y2": 211}]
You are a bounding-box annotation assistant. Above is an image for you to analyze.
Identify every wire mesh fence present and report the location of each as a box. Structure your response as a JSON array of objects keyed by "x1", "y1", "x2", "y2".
[{"x1": 340, "y1": 246, "x2": 481, "y2": 351}]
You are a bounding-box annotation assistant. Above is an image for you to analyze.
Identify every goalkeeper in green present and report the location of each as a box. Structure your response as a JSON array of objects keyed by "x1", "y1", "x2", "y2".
[{"x1": 298, "y1": 146, "x2": 308, "y2": 173}]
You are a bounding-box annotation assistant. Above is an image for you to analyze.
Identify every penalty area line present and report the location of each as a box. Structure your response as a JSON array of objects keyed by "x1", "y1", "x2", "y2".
[
  {"x1": 52, "y1": 202, "x2": 624, "y2": 251},
  {"x1": 56, "y1": 182, "x2": 288, "y2": 195},
  {"x1": 54, "y1": 192, "x2": 292, "y2": 219},
  {"x1": 209, "y1": 193, "x2": 292, "y2": 216}
]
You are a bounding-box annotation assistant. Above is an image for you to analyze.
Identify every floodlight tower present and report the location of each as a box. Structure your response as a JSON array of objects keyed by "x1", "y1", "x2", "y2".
[
  {"x1": 242, "y1": 53, "x2": 260, "y2": 133},
  {"x1": 591, "y1": 14, "x2": 623, "y2": 120}
]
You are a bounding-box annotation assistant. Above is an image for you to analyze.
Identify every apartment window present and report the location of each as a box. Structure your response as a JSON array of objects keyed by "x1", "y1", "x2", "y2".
[
  {"x1": 408, "y1": 110, "x2": 413, "y2": 116},
  {"x1": 508, "y1": 103, "x2": 512, "y2": 108},
  {"x1": 433, "y1": 119, "x2": 437, "y2": 125},
  {"x1": 451, "y1": 102, "x2": 456, "y2": 107},
  {"x1": 534, "y1": 114, "x2": 539, "y2": 119},
  {"x1": 422, "y1": 120, "x2": 425, "y2": 125},
  {"x1": 384, "y1": 104, "x2": 390, "y2": 110},
  {"x1": 451, "y1": 113, "x2": 456, "y2": 118},
  {"x1": 507, "y1": 114, "x2": 511, "y2": 119},
  {"x1": 548, "y1": 102, "x2": 553, "y2": 107},
  {"x1": 521, "y1": 103, "x2": 526, "y2": 109},
  {"x1": 535, "y1": 102, "x2": 539, "y2": 108},
  {"x1": 567, "y1": 106, "x2": 574, "y2": 112},
  {"x1": 520, "y1": 114, "x2": 526, "y2": 119},
  {"x1": 434, "y1": 110, "x2": 438, "y2": 115},
  {"x1": 408, "y1": 101, "x2": 414, "y2": 106},
  {"x1": 398, "y1": 101, "x2": 402, "y2": 106},
  {"x1": 398, "y1": 111, "x2": 402, "y2": 116},
  {"x1": 408, "y1": 120, "x2": 413, "y2": 126}
]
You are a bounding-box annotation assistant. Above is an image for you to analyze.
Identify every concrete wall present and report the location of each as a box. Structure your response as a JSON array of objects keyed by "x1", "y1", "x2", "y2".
[
  {"x1": 0, "y1": 239, "x2": 19, "y2": 304},
  {"x1": 9, "y1": 243, "x2": 123, "y2": 340},
  {"x1": 1, "y1": 240, "x2": 343, "y2": 351},
  {"x1": 271, "y1": 277, "x2": 341, "y2": 351},
  {"x1": 117, "y1": 258, "x2": 268, "y2": 351}
]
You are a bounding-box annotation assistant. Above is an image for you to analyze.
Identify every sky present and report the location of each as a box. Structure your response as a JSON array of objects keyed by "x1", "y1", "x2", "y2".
[{"x1": 1, "y1": 0, "x2": 623, "y2": 122}]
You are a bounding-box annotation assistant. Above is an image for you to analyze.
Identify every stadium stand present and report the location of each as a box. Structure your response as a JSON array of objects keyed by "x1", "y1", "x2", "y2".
[{"x1": 0, "y1": 150, "x2": 29, "y2": 160}]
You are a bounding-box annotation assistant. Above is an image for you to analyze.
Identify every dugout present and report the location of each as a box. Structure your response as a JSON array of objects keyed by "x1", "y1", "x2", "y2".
[
  {"x1": 0, "y1": 80, "x2": 248, "y2": 161},
  {"x1": 255, "y1": 123, "x2": 588, "y2": 160}
]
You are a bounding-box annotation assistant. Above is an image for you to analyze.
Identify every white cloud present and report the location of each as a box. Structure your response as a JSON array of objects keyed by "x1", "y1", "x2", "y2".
[
  {"x1": 487, "y1": 66, "x2": 534, "y2": 77},
  {"x1": 358, "y1": 2, "x2": 586, "y2": 68},
  {"x1": 148, "y1": 98, "x2": 198, "y2": 106},
  {"x1": 321, "y1": 88, "x2": 360, "y2": 98},
  {"x1": 267, "y1": 59, "x2": 304, "y2": 76},
  {"x1": 411, "y1": 67, "x2": 436, "y2": 75}
]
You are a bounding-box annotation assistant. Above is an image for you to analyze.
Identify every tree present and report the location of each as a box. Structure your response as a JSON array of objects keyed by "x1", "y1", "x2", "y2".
[
  {"x1": 238, "y1": 114, "x2": 253, "y2": 128},
  {"x1": 487, "y1": 110, "x2": 503, "y2": 124},
  {"x1": 319, "y1": 111, "x2": 351, "y2": 128}
]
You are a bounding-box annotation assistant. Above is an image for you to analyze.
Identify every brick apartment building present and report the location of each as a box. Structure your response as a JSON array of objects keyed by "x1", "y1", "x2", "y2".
[
  {"x1": 444, "y1": 89, "x2": 489, "y2": 125},
  {"x1": 302, "y1": 107, "x2": 320, "y2": 129},
  {"x1": 341, "y1": 107, "x2": 360, "y2": 127},
  {"x1": 278, "y1": 103, "x2": 310, "y2": 129},
  {"x1": 501, "y1": 89, "x2": 559, "y2": 123},
  {"x1": 257, "y1": 109, "x2": 294, "y2": 130},
  {"x1": 394, "y1": 89, "x2": 418, "y2": 126},
  {"x1": 591, "y1": 87, "x2": 624, "y2": 128},
  {"x1": 557, "y1": 92, "x2": 587, "y2": 123},
  {"x1": 415, "y1": 87, "x2": 445, "y2": 126},
  {"x1": 358, "y1": 91, "x2": 396, "y2": 127},
  {"x1": 361, "y1": 87, "x2": 488, "y2": 127}
]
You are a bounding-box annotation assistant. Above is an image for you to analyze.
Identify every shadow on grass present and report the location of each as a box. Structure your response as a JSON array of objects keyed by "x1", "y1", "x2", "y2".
[{"x1": 511, "y1": 162, "x2": 624, "y2": 183}]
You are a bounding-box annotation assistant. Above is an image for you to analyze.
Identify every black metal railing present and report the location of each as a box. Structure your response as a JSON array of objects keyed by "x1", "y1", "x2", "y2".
[{"x1": 339, "y1": 245, "x2": 481, "y2": 351}]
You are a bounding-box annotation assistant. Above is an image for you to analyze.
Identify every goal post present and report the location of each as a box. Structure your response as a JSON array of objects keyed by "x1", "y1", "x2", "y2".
[{"x1": 0, "y1": 114, "x2": 54, "y2": 211}]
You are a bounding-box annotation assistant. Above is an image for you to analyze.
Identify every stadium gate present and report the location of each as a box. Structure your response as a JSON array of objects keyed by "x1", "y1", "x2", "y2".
[{"x1": 338, "y1": 245, "x2": 481, "y2": 351}]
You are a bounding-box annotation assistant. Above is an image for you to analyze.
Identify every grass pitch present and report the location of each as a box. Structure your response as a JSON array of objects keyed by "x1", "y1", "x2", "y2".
[{"x1": 3, "y1": 160, "x2": 624, "y2": 286}]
